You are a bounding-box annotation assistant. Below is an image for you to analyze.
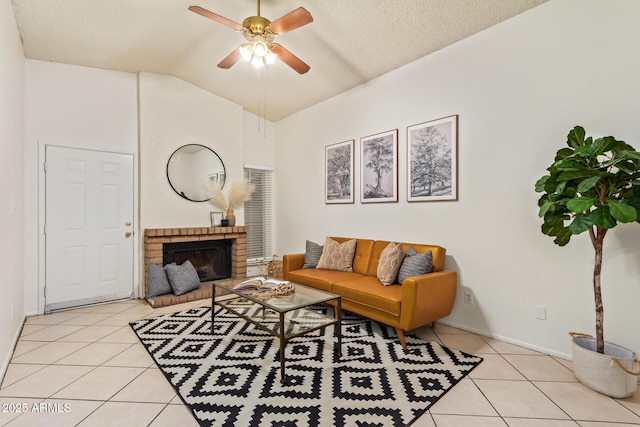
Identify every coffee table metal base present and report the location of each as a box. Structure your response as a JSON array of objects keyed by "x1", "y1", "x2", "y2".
[{"x1": 211, "y1": 279, "x2": 342, "y2": 384}]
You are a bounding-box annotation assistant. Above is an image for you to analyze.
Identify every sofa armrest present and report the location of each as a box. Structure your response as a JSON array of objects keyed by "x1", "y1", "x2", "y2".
[
  {"x1": 400, "y1": 270, "x2": 457, "y2": 331},
  {"x1": 283, "y1": 254, "x2": 305, "y2": 280}
]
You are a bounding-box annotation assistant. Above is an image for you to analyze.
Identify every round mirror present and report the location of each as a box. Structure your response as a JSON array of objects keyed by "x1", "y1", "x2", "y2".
[{"x1": 167, "y1": 144, "x2": 226, "y2": 202}]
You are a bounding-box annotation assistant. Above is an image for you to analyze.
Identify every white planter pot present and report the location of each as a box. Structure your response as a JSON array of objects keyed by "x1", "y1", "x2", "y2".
[{"x1": 571, "y1": 333, "x2": 639, "y2": 398}]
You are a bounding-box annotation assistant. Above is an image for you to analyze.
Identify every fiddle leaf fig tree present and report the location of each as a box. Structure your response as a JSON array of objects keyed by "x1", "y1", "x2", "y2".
[{"x1": 535, "y1": 126, "x2": 640, "y2": 354}]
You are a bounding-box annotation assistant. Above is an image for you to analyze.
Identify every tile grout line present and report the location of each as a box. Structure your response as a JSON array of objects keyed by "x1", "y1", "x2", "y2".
[
  {"x1": 481, "y1": 333, "x2": 575, "y2": 422},
  {"x1": 432, "y1": 327, "x2": 508, "y2": 425}
]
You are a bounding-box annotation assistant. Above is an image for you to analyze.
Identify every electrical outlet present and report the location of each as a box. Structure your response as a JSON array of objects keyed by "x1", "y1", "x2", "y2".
[
  {"x1": 464, "y1": 290, "x2": 474, "y2": 304},
  {"x1": 536, "y1": 305, "x2": 546, "y2": 320}
]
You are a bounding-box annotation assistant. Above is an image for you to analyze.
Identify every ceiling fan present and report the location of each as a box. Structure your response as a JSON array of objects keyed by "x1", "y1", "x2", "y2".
[{"x1": 189, "y1": 0, "x2": 313, "y2": 74}]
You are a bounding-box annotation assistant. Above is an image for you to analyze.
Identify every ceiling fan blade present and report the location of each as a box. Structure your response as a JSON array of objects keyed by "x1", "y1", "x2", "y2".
[
  {"x1": 217, "y1": 48, "x2": 242, "y2": 69},
  {"x1": 268, "y1": 7, "x2": 313, "y2": 35},
  {"x1": 271, "y1": 44, "x2": 310, "y2": 74},
  {"x1": 188, "y1": 6, "x2": 245, "y2": 32}
]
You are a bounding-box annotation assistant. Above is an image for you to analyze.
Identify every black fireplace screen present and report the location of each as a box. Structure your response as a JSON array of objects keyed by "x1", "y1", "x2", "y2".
[{"x1": 162, "y1": 239, "x2": 232, "y2": 281}]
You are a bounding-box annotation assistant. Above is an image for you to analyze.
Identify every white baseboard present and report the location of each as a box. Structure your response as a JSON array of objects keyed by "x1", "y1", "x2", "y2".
[
  {"x1": 0, "y1": 315, "x2": 27, "y2": 387},
  {"x1": 438, "y1": 320, "x2": 573, "y2": 361}
]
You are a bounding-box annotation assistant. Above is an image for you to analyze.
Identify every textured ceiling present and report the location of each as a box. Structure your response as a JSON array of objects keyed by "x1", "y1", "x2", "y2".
[{"x1": 11, "y1": 0, "x2": 547, "y2": 121}]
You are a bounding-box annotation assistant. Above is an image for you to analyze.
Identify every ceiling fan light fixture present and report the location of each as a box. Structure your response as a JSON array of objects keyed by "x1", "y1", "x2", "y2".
[
  {"x1": 264, "y1": 49, "x2": 277, "y2": 65},
  {"x1": 189, "y1": 3, "x2": 312, "y2": 74},
  {"x1": 252, "y1": 38, "x2": 268, "y2": 57},
  {"x1": 250, "y1": 55, "x2": 265, "y2": 68},
  {"x1": 239, "y1": 43, "x2": 253, "y2": 61}
]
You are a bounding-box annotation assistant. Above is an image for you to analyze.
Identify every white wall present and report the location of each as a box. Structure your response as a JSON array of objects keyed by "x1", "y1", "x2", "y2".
[
  {"x1": 138, "y1": 72, "x2": 245, "y2": 229},
  {"x1": 275, "y1": 0, "x2": 640, "y2": 358},
  {"x1": 24, "y1": 60, "x2": 138, "y2": 314},
  {"x1": 0, "y1": 0, "x2": 25, "y2": 378},
  {"x1": 243, "y1": 110, "x2": 277, "y2": 256},
  {"x1": 243, "y1": 111, "x2": 276, "y2": 169}
]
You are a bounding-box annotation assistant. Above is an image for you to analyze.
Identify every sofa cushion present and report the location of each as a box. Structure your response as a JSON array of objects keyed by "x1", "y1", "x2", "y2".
[
  {"x1": 316, "y1": 238, "x2": 357, "y2": 272},
  {"x1": 147, "y1": 263, "x2": 173, "y2": 297},
  {"x1": 397, "y1": 247, "x2": 433, "y2": 283},
  {"x1": 287, "y1": 269, "x2": 363, "y2": 293},
  {"x1": 333, "y1": 276, "x2": 402, "y2": 317},
  {"x1": 331, "y1": 238, "x2": 375, "y2": 275},
  {"x1": 165, "y1": 260, "x2": 201, "y2": 296},
  {"x1": 302, "y1": 240, "x2": 323, "y2": 269},
  {"x1": 366, "y1": 240, "x2": 392, "y2": 276},
  {"x1": 377, "y1": 242, "x2": 405, "y2": 285}
]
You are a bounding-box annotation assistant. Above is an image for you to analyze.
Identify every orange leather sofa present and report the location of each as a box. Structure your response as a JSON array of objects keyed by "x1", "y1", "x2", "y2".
[{"x1": 282, "y1": 237, "x2": 457, "y2": 349}]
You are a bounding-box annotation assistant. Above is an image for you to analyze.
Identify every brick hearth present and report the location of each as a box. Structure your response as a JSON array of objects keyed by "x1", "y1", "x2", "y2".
[{"x1": 143, "y1": 226, "x2": 247, "y2": 307}]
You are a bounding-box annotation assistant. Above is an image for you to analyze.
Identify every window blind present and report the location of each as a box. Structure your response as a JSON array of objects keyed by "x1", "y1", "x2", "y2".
[{"x1": 244, "y1": 167, "x2": 273, "y2": 262}]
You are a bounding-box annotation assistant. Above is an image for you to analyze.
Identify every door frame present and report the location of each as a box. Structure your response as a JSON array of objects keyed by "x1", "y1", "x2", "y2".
[{"x1": 38, "y1": 141, "x2": 140, "y2": 314}]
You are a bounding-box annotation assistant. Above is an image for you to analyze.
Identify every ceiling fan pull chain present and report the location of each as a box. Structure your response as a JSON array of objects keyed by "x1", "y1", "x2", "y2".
[
  {"x1": 257, "y1": 67, "x2": 268, "y2": 137},
  {"x1": 262, "y1": 67, "x2": 267, "y2": 137}
]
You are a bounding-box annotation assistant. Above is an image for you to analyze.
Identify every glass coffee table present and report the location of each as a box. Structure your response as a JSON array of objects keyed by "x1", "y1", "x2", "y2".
[{"x1": 211, "y1": 277, "x2": 342, "y2": 384}]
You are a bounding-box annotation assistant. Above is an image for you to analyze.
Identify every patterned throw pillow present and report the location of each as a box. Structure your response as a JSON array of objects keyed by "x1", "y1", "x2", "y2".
[
  {"x1": 302, "y1": 240, "x2": 324, "y2": 269},
  {"x1": 377, "y1": 242, "x2": 405, "y2": 286},
  {"x1": 397, "y1": 247, "x2": 433, "y2": 284},
  {"x1": 147, "y1": 263, "x2": 173, "y2": 297},
  {"x1": 165, "y1": 260, "x2": 201, "y2": 296},
  {"x1": 316, "y1": 238, "x2": 357, "y2": 272}
]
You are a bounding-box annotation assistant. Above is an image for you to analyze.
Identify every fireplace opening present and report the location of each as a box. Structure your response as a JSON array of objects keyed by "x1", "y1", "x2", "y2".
[{"x1": 163, "y1": 239, "x2": 232, "y2": 282}]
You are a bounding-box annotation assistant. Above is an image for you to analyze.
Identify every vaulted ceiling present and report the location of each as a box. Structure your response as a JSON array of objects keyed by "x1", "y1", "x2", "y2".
[{"x1": 11, "y1": 0, "x2": 547, "y2": 121}]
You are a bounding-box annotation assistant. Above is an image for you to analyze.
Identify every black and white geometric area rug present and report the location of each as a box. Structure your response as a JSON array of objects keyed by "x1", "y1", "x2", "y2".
[{"x1": 130, "y1": 306, "x2": 482, "y2": 427}]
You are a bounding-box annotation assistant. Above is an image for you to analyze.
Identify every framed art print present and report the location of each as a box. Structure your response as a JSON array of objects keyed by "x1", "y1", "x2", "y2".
[
  {"x1": 360, "y1": 129, "x2": 398, "y2": 203},
  {"x1": 210, "y1": 212, "x2": 223, "y2": 226},
  {"x1": 407, "y1": 115, "x2": 458, "y2": 202},
  {"x1": 325, "y1": 140, "x2": 354, "y2": 204}
]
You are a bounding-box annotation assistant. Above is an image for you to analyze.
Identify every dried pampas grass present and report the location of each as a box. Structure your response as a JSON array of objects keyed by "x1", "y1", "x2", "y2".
[
  {"x1": 227, "y1": 180, "x2": 255, "y2": 209},
  {"x1": 208, "y1": 180, "x2": 255, "y2": 211},
  {"x1": 208, "y1": 182, "x2": 228, "y2": 211}
]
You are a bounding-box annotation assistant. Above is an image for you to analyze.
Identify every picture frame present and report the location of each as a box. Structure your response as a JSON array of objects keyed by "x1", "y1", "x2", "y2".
[
  {"x1": 210, "y1": 211, "x2": 223, "y2": 226},
  {"x1": 360, "y1": 129, "x2": 398, "y2": 203},
  {"x1": 407, "y1": 115, "x2": 458, "y2": 202},
  {"x1": 325, "y1": 140, "x2": 354, "y2": 204}
]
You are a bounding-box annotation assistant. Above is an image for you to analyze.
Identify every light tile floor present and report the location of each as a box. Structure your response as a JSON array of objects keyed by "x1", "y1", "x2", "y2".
[{"x1": 1, "y1": 299, "x2": 639, "y2": 426}]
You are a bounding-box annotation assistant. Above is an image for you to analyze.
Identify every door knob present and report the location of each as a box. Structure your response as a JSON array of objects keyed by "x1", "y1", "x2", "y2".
[
  {"x1": 125, "y1": 221, "x2": 131, "y2": 226},
  {"x1": 125, "y1": 231, "x2": 132, "y2": 238}
]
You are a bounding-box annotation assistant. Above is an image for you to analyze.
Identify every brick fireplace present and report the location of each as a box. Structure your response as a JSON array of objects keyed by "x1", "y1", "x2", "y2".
[{"x1": 143, "y1": 226, "x2": 247, "y2": 307}]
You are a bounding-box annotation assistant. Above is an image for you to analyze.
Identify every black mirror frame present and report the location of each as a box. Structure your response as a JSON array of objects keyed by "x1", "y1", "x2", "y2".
[{"x1": 166, "y1": 144, "x2": 226, "y2": 202}]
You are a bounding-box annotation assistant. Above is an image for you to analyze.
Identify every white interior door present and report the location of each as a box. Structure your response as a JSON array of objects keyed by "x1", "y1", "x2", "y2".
[{"x1": 45, "y1": 146, "x2": 134, "y2": 311}]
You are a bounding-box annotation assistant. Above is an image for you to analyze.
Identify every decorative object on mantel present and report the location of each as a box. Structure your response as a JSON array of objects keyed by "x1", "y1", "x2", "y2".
[
  {"x1": 535, "y1": 125, "x2": 640, "y2": 398},
  {"x1": 210, "y1": 211, "x2": 223, "y2": 226},
  {"x1": 226, "y1": 210, "x2": 236, "y2": 227},
  {"x1": 209, "y1": 179, "x2": 255, "y2": 226}
]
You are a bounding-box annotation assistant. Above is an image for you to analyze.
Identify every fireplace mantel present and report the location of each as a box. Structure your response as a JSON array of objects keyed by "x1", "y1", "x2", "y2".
[{"x1": 143, "y1": 226, "x2": 247, "y2": 307}]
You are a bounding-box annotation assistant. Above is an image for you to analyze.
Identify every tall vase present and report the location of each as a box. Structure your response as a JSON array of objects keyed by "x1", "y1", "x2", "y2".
[{"x1": 226, "y1": 209, "x2": 236, "y2": 227}]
